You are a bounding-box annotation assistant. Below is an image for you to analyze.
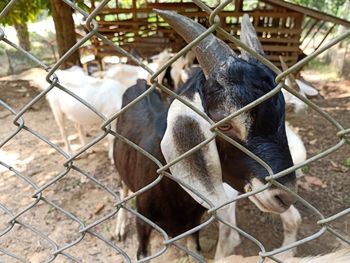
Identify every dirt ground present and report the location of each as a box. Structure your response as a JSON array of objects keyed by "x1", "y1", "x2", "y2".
[{"x1": 0, "y1": 72, "x2": 349, "y2": 262}]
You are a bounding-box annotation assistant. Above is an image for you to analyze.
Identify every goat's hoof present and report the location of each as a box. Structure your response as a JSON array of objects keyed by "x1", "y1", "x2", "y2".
[
  {"x1": 86, "y1": 148, "x2": 94, "y2": 155},
  {"x1": 80, "y1": 176, "x2": 90, "y2": 184},
  {"x1": 276, "y1": 248, "x2": 296, "y2": 260},
  {"x1": 116, "y1": 231, "x2": 126, "y2": 242},
  {"x1": 115, "y1": 225, "x2": 127, "y2": 241},
  {"x1": 117, "y1": 233, "x2": 126, "y2": 242},
  {"x1": 137, "y1": 251, "x2": 147, "y2": 260},
  {"x1": 188, "y1": 253, "x2": 205, "y2": 263}
]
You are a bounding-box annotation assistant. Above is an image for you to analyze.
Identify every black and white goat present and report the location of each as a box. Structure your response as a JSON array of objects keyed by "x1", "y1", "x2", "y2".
[
  {"x1": 215, "y1": 121, "x2": 306, "y2": 259},
  {"x1": 114, "y1": 11, "x2": 298, "y2": 260},
  {"x1": 174, "y1": 55, "x2": 319, "y2": 116}
]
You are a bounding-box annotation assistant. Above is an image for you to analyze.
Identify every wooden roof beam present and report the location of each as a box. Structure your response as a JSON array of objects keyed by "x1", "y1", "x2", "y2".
[{"x1": 263, "y1": 0, "x2": 350, "y2": 27}]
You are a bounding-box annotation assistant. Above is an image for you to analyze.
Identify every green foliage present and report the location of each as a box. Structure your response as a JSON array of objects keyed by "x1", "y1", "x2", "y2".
[
  {"x1": 0, "y1": 0, "x2": 50, "y2": 26},
  {"x1": 288, "y1": 0, "x2": 347, "y2": 16},
  {"x1": 304, "y1": 55, "x2": 339, "y2": 81},
  {"x1": 301, "y1": 164, "x2": 310, "y2": 174},
  {"x1": 243, "y1": 0, "x2": 259, "y2": 11},
  {"x1": 0, "y1": 42, "x2": 6, "y2": 55},
  {"x1": 343, "y1": 158, "x2": 350, "y2": 167}
]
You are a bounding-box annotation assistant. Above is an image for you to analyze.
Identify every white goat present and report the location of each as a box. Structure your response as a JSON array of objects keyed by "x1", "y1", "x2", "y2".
[
  {"x1": 31, "y1": 66, "x2": 127, "y2": 163},
  {"x1": 102, "y1": 49, "x2": 173, "y2": 88},
  {"x1": 282, "y1": 78, "x2": 318, "y2": 115},
  {"x1": 170, "y1": 50, "x2": 196, "y2": 90},
  {"x1": 279, "y1": 56, "x2": 319, "y2": 115},
  {"x1": 170, "y1": 55, "x2": 187, "y2": 90}
]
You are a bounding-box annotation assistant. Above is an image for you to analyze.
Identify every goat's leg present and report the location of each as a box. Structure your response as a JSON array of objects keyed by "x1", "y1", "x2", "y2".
[
  {"x1": 214, "y1": 202, "x2": 241, "y2": 259},
  {"x1": 76, "y1": 123, "x2": 86, "y2": 146},
  {"x1": 107, "y1": 120, "x2": 117, "y2": 164},
  {"x1": 77, "y1": 123, "x2": 96, "y2": 153},
  {"x1": 186, "y1": 232, "x2": 201, "y2": 252},
  {"x1": 215, "y1": 184, "x2": 241, "y2": 259},
  {"x1": 277, "y1": 205, "x2": 301, "y2": 259},
  {"x1": 136, "y1": 218, "x2": 152, "y2": 260},
  {"x1": 107, "y1": 134, "x2": 114, "y2": 164},
  {"x1": 195, "y1": 231, "x2": 201, "y2": 252},
  {"x1": 50, "y1": 104, "x2": 71, "y2": 153},
  {"x1": 74, "y1": 123, "x2": 95, "y2": 159},
  {"x1": 115, "y1": 181, "x2": 129, "y2": 241},
  {"x1": 185, "y1": 233, "x2": 203, "y2": 263},
  {"x1": 174, "y1": 77, "x2": 179, "y2": 91}
]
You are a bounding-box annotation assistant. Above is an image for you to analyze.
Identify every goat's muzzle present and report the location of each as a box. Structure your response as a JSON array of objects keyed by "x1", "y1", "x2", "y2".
[{"x1": 246, "y1": 178, "x2": 297, "y2": 214}]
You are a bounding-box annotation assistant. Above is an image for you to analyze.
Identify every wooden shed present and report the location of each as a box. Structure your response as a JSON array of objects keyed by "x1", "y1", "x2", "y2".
[{"x1": 88, "y1": 0, "x2": 350, "y2": 67}]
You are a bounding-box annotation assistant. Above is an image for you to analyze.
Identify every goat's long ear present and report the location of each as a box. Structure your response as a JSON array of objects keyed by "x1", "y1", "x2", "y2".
[
  {"x1": 295, "y1": 79, "x2": 319, "y2": 97},
  {"x1": 161, "y1": 93, "x2": 227, "y2": 209},
  {"x1": 240, "y1": 14, "x2": 265, "y2": 61},
  {"x1": 279, "y1": 55, "x2": 300, "y2": 92}
]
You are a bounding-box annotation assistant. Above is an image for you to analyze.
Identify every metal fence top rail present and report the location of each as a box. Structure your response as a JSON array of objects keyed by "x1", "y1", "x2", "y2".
[{"x1": 0, "y1": 0, "x2": 349, "y2": 262}]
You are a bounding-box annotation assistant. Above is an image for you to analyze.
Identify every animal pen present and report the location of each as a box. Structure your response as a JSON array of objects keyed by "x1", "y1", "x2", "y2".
[
  {"x1": 0, "y1": 0, "x2": 349, "y2": 262},
  {"x1": 89, "y1": 0, "x2": 350, "y2": 67}
]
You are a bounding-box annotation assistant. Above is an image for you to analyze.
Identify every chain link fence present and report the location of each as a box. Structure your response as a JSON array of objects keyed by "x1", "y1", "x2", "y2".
[{"x1": 0, "y1": 0, "x2": 349, "y2": 262}]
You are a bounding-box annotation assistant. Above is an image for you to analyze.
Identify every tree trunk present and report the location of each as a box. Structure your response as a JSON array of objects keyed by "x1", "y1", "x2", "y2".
[
  {"x1": 50, "y1": 0, "x2": 81, "y2": 69},
  {"x1": 329, "y1": 0, "x2": 350, "y2": 77},
  {"x1": 14, "y1": 23, "x2": 31, "y2": 51},
  {"x1": 339, "y1": 0, "x2": 350, "y2": 48},
  {"x1": 5, "y1": 49, "x2": 14, "y2": 75}
]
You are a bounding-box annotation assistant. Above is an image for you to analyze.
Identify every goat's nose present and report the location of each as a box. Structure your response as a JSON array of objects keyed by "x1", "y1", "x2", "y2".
[{"x1": 274, "y1": 191, "x2": 297, "y2": 208}]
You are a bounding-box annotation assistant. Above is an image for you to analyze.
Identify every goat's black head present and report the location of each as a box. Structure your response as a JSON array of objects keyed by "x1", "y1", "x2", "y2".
[{"x1": 156, "y1": 10, "x2": 296, "y2": 213}]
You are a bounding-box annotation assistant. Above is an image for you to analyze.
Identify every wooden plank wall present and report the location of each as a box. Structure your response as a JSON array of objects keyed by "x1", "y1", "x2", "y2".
[{"x1": 90, "y1": 1, "x2": 303, "y2": 67}]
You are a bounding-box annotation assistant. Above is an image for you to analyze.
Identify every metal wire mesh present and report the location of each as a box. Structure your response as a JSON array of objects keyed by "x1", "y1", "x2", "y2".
[{"x1": 0, "y1": 0, "x2": 349, "y2": 262}]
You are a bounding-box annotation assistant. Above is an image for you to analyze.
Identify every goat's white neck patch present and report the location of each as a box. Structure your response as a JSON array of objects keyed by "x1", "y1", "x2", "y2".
[{"x1": 161, "y1": 93, "x2": 228, "y2": 209}]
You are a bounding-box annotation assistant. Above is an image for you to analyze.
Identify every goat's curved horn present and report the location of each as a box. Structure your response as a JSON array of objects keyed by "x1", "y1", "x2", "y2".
[
  {"x1": 154, "y1": 9, "x2": 236, "y2": 77},
  {"x1": 240, "y1": 14, "x2": 265, "y2": 61}
]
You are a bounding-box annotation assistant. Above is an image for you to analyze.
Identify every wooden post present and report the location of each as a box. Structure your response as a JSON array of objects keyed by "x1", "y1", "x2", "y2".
[
  {"x1": 132, "y1": 0, "x2": 137, "y2": 52},
  {"x1": 235, "y1": 0, "x2": 243, "y2": 12},
  {"x1": 300, "y1": 19, "x2": 318, "y2": 43},
  {"x1": 302, "y1": 17, "x2": 312, "y2": 31},
  {"x1": 303, "y1": 21, "x2": 325, "y2": 50},
  {"x1": 315, "y1": 23, "x2": 336, "y2": 50}
]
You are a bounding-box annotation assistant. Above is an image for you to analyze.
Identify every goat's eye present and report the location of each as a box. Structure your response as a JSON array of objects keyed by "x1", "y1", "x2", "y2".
[{"x1": 218, "y1": 123, "x2": 232, "y2": 131}]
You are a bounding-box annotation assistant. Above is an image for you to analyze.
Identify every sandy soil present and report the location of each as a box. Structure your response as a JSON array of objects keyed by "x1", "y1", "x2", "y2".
[{"x1": 0, "y1": 74, "x2": 349, "y2": 262}]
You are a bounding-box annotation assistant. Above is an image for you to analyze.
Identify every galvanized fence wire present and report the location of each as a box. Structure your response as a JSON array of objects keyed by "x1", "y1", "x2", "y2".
[{"x1": 0, "y1": 0, "x2": 349, "y2": 262}]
